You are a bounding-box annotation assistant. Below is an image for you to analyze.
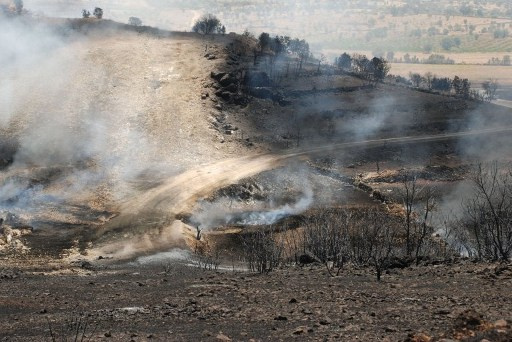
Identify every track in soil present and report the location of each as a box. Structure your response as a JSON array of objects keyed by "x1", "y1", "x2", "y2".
[{"x1": 89, "y1": 126, "x2": 512, "y2": 259}]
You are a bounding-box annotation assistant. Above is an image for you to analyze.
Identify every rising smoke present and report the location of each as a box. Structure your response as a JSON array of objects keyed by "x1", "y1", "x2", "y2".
[
  {"x1": 0, "y1": 14, "x2": 161, "y2": 227},
  {"x1": 191, "y1": 183, "x2": 313, "y2": 229}
]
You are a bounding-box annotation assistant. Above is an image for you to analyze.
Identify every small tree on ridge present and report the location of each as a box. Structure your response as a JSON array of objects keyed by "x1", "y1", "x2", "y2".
[
  {"x1": 93, "y1": 7, "x2": 103, "y2": 19},
  {"x1": 192, "y1": 14, "x2": 223, "y2": 35}
]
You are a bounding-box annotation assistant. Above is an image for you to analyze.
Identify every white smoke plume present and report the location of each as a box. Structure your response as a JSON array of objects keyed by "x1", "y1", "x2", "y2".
[
  {"x1": 190, "y1": 167, "x2": 316, "y2": 230},
  {"x1": 228, "y1": 188, "x2": 313, "y2": 226},
  {"x1": 0, "y1": 14, "x2": 163, "y2": 226}
]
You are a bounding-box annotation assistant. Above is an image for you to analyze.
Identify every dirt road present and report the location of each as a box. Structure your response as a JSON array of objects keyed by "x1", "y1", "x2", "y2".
[{"x1": 90, "y1": 126, "x2": 512, "y2": 259}]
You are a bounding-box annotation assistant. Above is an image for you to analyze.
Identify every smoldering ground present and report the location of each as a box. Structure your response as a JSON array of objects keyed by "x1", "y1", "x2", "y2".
[
  {"x1": 0, "y1": 15, "x2": 175, "y2": 229},
  {"x1": 190, "y1": 165, "x2": 315, "y2": 229},
  {"x1": 188, "y1": 160, "x2": 379, "y2": 231},
  {"x1": 3, "y1": 4, "x2": 512, "y2": 262}
]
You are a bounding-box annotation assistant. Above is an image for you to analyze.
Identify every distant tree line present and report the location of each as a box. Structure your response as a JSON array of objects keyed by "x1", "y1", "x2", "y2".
[
  {"x1": 487, "y1": 55, "x2": 511, "y2": 66},
  {"x1": 388, "y1": 2, "x2": 512, "y2": 19},
  {"x1": 393, "y1": 53, "x2": 455, "y2": 65},
  {"x1": 407, "y1": 72, "x2": 498, "y2": 101},
  {"x1": 335, "y1": 52, "x2": 390, "y2": 84}
]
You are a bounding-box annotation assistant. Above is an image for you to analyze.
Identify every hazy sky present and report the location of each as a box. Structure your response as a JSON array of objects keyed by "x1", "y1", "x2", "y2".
[
  {"x1": 24, "y1": 1, "x2": 222, "y2": 31},
  {"x1": 21, "y1": 1, "x2": 512, "y2": 65},
  {"x1": 23, "y1": 1, "x2": 333, "y2": 35},
  {"x1": 22, "y1": 1, "x2": 348, "y2": 54},
  {"x1": 23, "y1": 1, "x2": 176, "y2": 27}
]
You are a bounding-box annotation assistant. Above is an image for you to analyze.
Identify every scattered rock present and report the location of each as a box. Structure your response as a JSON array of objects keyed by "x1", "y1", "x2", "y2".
[
  {"x1": 435, "y1": 309, "x2": 451, "y2": 315},
  {"x1": 454, "y1": 309, "x2": 484, "y2": 329},
  {"x1": 70, "y1": 260, "x2": 94, "y2": 270},
  {"x1": 494, "y1": 264, "x2": 509, "y2": 276},
  {"x1": 219, "y1": 74, "x2": 236, "y2": 87},
  {"x1": 216, "y1": 91, "x2": 232, "y2": 101},
  {"x1": 216, "y1": 332, "x2": 231, "y2": 341},
  {"x1": 0, "y1": 268, "x2": 21, "y2": 280},
  {"x1": 204, "y1": 53, "x2": 216, "y2": 60},
  {"x1": 224, "y1": 83, "x2": 238, "y2": 93},
  {"x1": 223, "y1": 123, "x2": 237, "y2": 131},
  {"x1": 298, "y1": 253, "x2": 319, "y2": 265},
  {"x1": 301, "y1": 308, "x2": 313, "y2": 315},
  {"x1": 211, "y1": 71, "x2": 227, "y2": 81},
  {"x1": 385, "y1": 256, "x2": 413, "y2": 269},
  {"x1": 319, "y1": 318, "x2": 332, "y2": 325},
  {"x1": 292, "y1": 326, "x2": 307, "y2": 335},
  {"x1": 118, "y1": 307, "x2": 150, "y2": 315},
  {"x1": 494, "y1": 319, "x2": 508, "y2": 328}
]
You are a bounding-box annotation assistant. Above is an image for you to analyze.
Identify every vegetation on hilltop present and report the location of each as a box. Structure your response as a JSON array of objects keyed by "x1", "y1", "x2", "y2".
[{"x1": 192, "y1": 14, "x2": 225, "y2": 35}]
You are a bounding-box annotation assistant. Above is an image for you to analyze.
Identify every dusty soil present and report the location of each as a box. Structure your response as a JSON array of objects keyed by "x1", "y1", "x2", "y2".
[
  {"x1": 1, "y1": 259, "x2": 511, "y2": 341},
  {"x1": 3, "y1": 18, "x2": 512, "y2": 342}
]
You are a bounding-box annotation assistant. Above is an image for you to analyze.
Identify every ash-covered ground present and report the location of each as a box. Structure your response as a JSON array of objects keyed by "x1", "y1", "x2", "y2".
[
  {"x1": 1, "y1": 257, "x2": 512, "y2": 341},
  {"x1": 2, "y1": 11, "x2": 512, "y2": 342}
]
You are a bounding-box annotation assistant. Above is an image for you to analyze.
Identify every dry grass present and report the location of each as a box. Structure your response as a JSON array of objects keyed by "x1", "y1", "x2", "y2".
[{"x1": 390, "y1": 63, "x2": 512, "y2": 87}]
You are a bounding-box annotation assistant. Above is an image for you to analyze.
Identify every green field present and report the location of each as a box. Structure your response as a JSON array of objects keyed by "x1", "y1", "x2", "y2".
[{"x1": 335, "y1": 32, "x2": 512, "y2": 54}]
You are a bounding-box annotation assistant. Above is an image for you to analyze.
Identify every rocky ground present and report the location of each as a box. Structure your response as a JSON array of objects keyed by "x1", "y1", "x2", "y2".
[
  {"x1": 3, "y1": 18, "x2": 512, "y2": 342},
  {"x1": 1, "y1": 258, "x2": 511, "y2": 341}
]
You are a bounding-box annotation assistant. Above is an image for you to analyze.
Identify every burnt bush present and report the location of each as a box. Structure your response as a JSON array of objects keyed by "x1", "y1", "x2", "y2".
[{"x1": 240, "y1": 226, "x2": 284, "y2": 273}]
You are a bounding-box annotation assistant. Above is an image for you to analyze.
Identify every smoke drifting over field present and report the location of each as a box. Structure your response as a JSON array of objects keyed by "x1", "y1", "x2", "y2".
[
  {"x1": 191, "y1": 180, "x2": 313, "y2": 229},
  {"x1": 3, "y1": 3, "x2": 512, "y2": 263},
  {"x1": 0, "y1": 15, "x2": 161, "y2": 226}
]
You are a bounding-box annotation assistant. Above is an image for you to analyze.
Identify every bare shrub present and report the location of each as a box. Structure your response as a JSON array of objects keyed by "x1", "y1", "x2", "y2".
[
  {"x1": 46, "y1": 312, "x2": 96, "y2": 342},
  {"x1": 401, "y1": 175, "x2": 420, "y2": 256},
  {"x1": 399, "y1": 174, "x2": 437, "y2": 262},
  {"x1": 457, "y1": 162, "x2": 512, "y2": 261},
  {"x1": 443, "y1": 219, "x2": 475, "y2": 258},
  {"x1": 348, "y1": 210, "x2": 402, "y2": 281},
  {"x1": 192, "y1": 239, "x2": 221, "y2": 271},
  {"x1": 302, "y1": 209, "x2": 350, "y2": 276},
  {"x1": 414, "y1": 186, "x2": 437, "y2": 263},
  {"x1": 241, "y1": 226, "x2": 284, "y2": 273},
  {"x1": 230, "y1": 183, "x2": 442, "y2": 280},
  {"x1": 298, "y1": 208, "x2": 405, "y2": 280}
]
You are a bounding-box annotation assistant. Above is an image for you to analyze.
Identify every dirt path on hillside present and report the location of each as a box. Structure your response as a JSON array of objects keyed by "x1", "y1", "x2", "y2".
[
  {"x1": 89, "y1": 126, "x2": 512, "y2": 259},
  {"x1": 1, "y1": 30, "x2": 242, "y2": 237}
]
